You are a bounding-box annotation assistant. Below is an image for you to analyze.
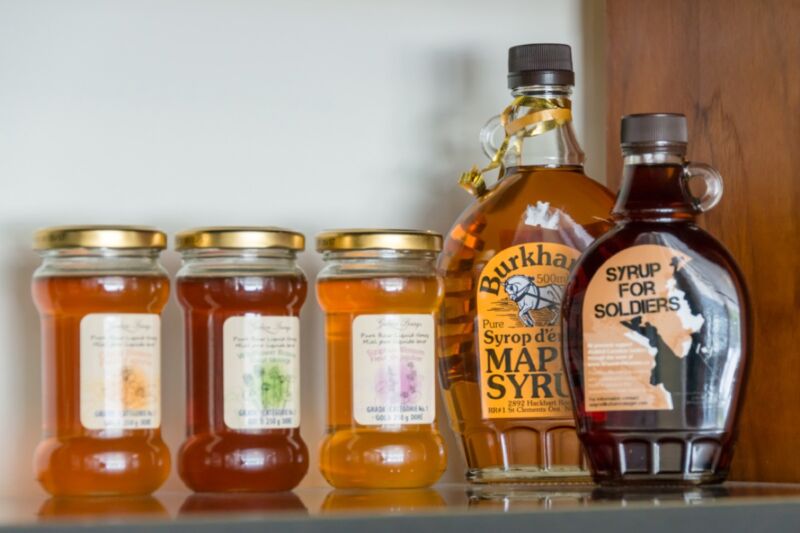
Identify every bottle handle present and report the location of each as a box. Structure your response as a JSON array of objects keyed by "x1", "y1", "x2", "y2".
[
  {"x1": 480, "y1": 114, "x2": 505, "y2": 159},
  {"x1": 682, "y1": 162, "x2": 724, "y2": 213}
]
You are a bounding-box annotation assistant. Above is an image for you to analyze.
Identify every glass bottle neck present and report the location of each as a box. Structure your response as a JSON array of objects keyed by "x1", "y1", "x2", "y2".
[
  {"x1": 177, "y1": 248, "x2": 301, "y2": 278},
  {"x1": 318, "y1": 249, "x2": 438, "y2": 279},
  {"x1": 34, "y1": 248, "x2": 166, "y2": 277},
  {"x1": 613, "y1": 151, "x2": 695, "y2": 222},
  {"x1": 507, "y1": 85, "x2": 584, "y2": 168}
]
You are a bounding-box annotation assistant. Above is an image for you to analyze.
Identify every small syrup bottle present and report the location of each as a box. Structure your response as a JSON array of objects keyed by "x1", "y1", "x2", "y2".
[{"x1": 562, "y1": 113, "x2": 750, "y2": 485}]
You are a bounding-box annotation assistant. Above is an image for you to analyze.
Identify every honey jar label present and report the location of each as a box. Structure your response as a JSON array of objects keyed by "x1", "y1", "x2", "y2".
[
  {"x1": 223, "y1": 315, "x2": 300, "y2": 429},
  {"x1": 352, "y1": 314, "x2": 436, "y2": 426},
  {"x1": 582, "y1": 244, "x2": 701, "y2": 411},
  {"x1": 477, "y1": 243, "x2": 577, "y2": 419},
  {"x1": 80, "y1": 313, "x2": 161, "y2": 430}
]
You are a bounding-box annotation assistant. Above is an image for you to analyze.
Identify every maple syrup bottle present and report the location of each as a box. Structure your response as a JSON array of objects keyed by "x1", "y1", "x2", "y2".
[
  {"x1": 438, "y1": 44, "x2": 615, "y2": 483},
  {"x1": 562, "y1": 113, "x2": 750, "y2": 485}
]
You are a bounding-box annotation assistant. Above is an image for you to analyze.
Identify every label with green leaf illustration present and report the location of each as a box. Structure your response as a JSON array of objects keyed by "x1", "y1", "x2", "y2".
[{"x1": 223, "y1": 315, "x2": 300, "y2": 429}]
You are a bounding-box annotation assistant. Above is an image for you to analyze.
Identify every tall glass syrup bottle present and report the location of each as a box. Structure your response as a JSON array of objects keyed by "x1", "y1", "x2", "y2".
[
  {"x1": 562, "y1": 114, "x2": 750, "y2": 485},
  {"x1": 438, "y1": 43, "x2": 615, "y2": 483}
]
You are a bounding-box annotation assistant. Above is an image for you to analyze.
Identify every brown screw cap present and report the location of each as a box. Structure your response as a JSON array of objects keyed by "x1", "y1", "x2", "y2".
[
  {"x1": 621, "y1": 113, "x2": 688, "y2": 147},
  {"x1": 507, "y1": 43, "x2": 574, "y2": 89}
]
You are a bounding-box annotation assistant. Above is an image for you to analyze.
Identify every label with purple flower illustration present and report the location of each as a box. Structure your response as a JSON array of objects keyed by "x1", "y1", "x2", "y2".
[
  {"x1": 352, "y1": 314, "x2": 436, "y2": 426},
  {"x1": 223, "y1": 315, "x2": 300, "y2": 430}
]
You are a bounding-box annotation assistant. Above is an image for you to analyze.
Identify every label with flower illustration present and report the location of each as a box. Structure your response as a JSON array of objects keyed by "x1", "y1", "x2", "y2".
[
  {"x1": 80, "y1": 313, "x2": 161, "y2": 430},
  {"x1": 223, "y1": 315, "x2": 300, "y2": 430},
  {"x1": 352, "y1": 314, "x2": 436, "y2": 426}
]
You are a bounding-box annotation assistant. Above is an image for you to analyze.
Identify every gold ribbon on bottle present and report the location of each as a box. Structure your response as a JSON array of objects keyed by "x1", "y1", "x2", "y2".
[{"x1": 459, "y1": 96, "x2": 572, "y2": 197}]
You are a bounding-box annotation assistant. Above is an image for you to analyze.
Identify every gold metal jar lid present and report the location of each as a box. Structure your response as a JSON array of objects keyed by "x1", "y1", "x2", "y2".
[
  {"x1": 175, "y1": 227, "x2": 305, "y2": 251},
  {"x1": 33, "y1": 225, "x2": 167, "y2": 250},
  {"x1": 316, "y1": 229, "x2": 442, "y2": 252}
]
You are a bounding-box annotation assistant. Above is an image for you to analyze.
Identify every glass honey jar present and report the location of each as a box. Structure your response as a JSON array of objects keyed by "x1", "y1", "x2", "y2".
[
  {"x1": 175, "y1": 227, "x2": 309, "y2": 492},
  {"x1": 316, "y1": 229, "x2": 447, "y2": 488},
  {"x1": 31, "y1": 226, "x2": 171, "y2": 496}
]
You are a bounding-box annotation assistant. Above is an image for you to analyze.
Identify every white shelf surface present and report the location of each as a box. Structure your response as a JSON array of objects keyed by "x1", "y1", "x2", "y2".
[{"x1": 3, "y1": 482, "x2": 800, "y2": 532}]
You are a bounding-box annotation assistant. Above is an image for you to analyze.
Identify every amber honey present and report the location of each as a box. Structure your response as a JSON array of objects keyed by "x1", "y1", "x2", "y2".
[
  {"x1": 33, "y1": 276, "x2": 171, "y2": 496},
  {"x1": 177, "y1": 275, "x2": 308, "y2": 491},
  {"x1": 317, "y1": 230, "x2": 447, "y2": 488},
  {"x1": 32, "y1": 226, "x2": 171, "y2": 497}
]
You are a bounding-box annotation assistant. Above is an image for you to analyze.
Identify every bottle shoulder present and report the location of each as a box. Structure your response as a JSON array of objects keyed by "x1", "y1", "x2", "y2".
[
  {"x1": 479, "y1": 167, "x2": 614, "y2": 217},
  {"x1": 441, "y1": 167, "x2": 615, "y2": 265},
  {"x1": 568, "y1": 221, "x2": 748, "y2": 291}
]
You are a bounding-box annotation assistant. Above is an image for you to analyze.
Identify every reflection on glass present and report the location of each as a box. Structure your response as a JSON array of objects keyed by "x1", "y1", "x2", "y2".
[
  {"x1": 179, "y1": 492, "x2": 307, "y2": 516},
  {"x1": 590, "y1": 486, "x2": 731, "y2": 506},
  {"x1": 321, "y1": 488, "x2": 446, "y2": 514},
  {"x1": 467, "y1": 486, "x2": 592, "y2": 511},
  {"x1": 38, "y1": 496, "x2": 168, "y2": 520}
]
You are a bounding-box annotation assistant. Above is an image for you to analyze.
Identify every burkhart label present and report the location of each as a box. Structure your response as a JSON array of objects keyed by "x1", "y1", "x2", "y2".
[
  {"x1": 477, "y1": 243, "x2": 577, "y2": 419},
  {"x1": 223, "y1": 315, "x2": 300, "y2": 430},
  {"x1": 80, "y1": 313, "x2": 161, "y2": 430},
  {"x1": 352, "y1": 314, "x2": 435, "y2": 426},
  {"x1": 582, "y1": 244, "x2": 701, "y2": 412}
]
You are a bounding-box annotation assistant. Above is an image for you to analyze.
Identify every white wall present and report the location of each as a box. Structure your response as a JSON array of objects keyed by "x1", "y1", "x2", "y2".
[{"x1": 0, "y1": 0, "x2": 605, "y2": 496}]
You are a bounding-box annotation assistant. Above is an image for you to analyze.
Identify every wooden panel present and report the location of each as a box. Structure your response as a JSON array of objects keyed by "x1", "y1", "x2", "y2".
[{"x1": 606, "y1": 0, "x2": 800, "y2": 482}]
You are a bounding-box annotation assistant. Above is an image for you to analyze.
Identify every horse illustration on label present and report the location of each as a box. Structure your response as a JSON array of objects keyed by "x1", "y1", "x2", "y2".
[{"x1": 503, "y1": 275, "x2": 564, "y2": 327}]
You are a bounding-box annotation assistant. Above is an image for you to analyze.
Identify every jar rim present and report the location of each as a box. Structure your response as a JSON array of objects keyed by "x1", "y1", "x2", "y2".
[
  {"x1": 316, "y1": 229, "x2": 442, "y2": 252},
  {"x1": 33, "y1": 225, "x2": 167, "y2": 251},
  {"x1": 175, "y1": 226, "x2": 305, "y2": 251}
]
